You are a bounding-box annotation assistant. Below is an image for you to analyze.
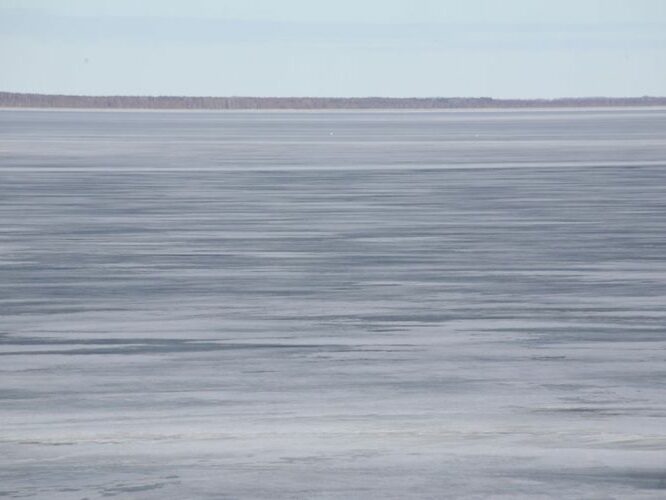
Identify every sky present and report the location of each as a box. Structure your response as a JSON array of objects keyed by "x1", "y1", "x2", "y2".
[{"x1": 1, "y1": 0, "x2": 665, "y2": 98}]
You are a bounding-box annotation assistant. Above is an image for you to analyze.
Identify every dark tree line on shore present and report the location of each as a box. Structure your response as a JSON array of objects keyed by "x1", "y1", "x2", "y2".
[{"x1": 1, "y1": 92, "x2": 665, "y2": 110}]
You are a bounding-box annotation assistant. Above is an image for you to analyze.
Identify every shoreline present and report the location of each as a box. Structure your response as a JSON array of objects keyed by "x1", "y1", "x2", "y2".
[
  {"x1": 3, "y1": 105, "x2": 666, "y2": 113},
  {"x1": 2, "y1": 92, "x2": 665, "y2": 112}
]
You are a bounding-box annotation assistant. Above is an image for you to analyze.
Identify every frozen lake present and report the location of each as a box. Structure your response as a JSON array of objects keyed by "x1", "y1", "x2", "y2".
[{"x1": 1, "y1": 108, "x2": 666, "y2": 498}]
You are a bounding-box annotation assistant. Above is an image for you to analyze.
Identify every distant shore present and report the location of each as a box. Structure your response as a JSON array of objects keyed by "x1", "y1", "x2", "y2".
[{"x1": 2, "y1": 92, "x2": 666, "y2": 110}]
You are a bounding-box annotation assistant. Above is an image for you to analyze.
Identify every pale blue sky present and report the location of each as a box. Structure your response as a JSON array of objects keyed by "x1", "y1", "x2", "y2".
[{"x1": 1, "y1": 0, "x2": 664, "y2": 97}]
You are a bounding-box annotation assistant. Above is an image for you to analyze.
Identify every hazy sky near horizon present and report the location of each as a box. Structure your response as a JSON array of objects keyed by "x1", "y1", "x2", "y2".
[{"x1": 1, "y1": 0, "x2": 665, "y2": 98}]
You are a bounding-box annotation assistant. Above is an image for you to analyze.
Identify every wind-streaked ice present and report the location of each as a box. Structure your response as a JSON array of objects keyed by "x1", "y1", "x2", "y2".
[{"x1": 1, "y1": 108, "x2": 666, "y2": 498}]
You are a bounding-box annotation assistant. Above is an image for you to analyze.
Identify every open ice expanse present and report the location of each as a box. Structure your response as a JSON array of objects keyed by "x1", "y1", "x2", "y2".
[{"x1": 1, "y1": 108, "x2": 666, "y2": 499}]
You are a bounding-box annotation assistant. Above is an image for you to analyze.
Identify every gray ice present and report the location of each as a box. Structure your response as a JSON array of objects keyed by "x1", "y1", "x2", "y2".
[{"x1": 1, "y1": 108, "x2": 666, "y2": 498}]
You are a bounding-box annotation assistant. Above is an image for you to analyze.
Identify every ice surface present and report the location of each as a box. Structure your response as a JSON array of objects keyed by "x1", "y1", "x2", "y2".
[{"x1": 1, "y1": 109, "x2": 666, "y2": 498}]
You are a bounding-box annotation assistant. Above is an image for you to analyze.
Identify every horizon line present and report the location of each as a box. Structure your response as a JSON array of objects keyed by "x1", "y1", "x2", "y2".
[
  {"x1": 4, "y1": 90, "x2": 666, "y2": 99},
  {"x1": 2, "y1": 91, "x2": 665, "y2": 110}
]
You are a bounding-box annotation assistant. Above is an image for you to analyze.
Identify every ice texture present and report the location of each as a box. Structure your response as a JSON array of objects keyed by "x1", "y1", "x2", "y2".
[{"x1": 1, "y1": 109, "x2": 666, "y2": 498}]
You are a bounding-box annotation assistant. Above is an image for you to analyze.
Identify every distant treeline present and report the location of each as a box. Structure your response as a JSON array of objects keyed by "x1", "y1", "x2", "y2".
[{"x1": 2, "y1": 92, "x2": 665, "y2": 110}]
